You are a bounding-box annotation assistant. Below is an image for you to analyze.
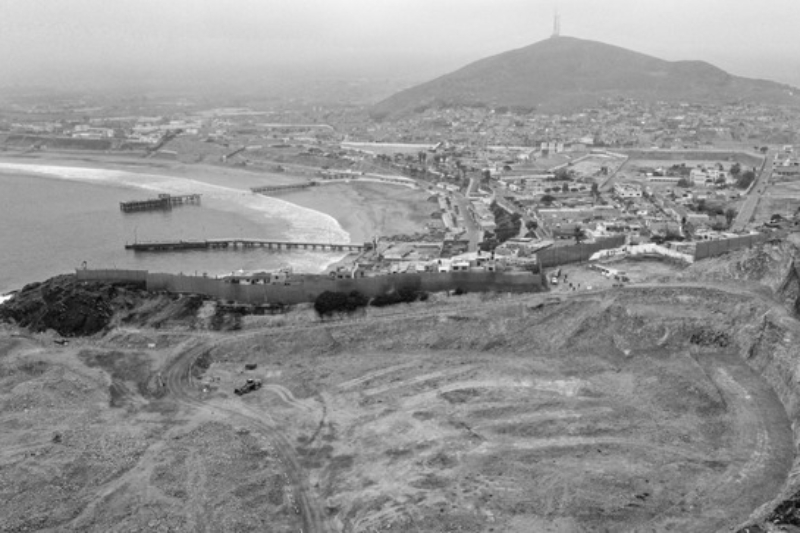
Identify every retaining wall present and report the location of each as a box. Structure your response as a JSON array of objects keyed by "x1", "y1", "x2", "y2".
[
  {"x1": 76, "y1": 269, "x2": 544, "y2": 305},
  {"x1": 620, "y1": 149, "x2": 764, "y2": 168},
  {"x1": 75, "y1": 269, "x2": 148, "y2": 285},
  {"x1": 694, "y1": 234, "x2": 767, "y2": 261}
]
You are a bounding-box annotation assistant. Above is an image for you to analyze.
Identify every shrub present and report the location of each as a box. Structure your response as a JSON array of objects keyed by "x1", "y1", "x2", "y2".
[
  {"x1": 314, "y1": 290, "x2": 368, "y2": 318},
  {"x1": 370, "y1": 288, "x2": 427, "y2": 308}
]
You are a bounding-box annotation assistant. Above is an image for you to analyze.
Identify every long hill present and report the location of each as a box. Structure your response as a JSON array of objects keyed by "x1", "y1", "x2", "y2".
[{"x1": 371, "y1": 36, "x2": 800, "y2": 118}]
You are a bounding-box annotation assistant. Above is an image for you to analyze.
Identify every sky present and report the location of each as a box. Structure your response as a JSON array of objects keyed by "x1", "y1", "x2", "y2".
[{"x1": 1, "y1": 0, "x2": 799, "y2": 90}]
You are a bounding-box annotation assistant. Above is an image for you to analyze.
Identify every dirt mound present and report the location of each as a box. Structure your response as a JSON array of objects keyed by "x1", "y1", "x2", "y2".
[{"x1": 679, "y1": 240, "x2": 795, "y2": 290}]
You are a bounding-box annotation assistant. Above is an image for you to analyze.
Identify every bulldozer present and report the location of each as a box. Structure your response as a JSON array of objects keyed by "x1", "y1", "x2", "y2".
[{"x1": 234, "y1": 378, "x2": 262, "y2": 396}]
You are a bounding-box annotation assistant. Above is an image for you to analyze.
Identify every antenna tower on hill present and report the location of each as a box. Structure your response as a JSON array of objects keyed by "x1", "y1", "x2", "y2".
[{"x1": 552, "y1": 9, "x2": 561, "y2": 38}]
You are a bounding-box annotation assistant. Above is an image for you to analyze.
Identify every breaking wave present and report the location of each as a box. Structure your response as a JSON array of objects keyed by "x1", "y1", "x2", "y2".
[{"x1": 0, "y1": 162, "x2": 350, "y2": 244}]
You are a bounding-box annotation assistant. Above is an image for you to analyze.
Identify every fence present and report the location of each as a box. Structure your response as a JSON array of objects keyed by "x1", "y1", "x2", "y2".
[
  {"x1": 694, "y1": 233, "x2": 768, "y2": 260},
  {"x1": 535, "y1": 236, "x2": 626, "y2": 269},
  {"x1": 76, "y1": 269, "x2": 545, "y2": 305}
]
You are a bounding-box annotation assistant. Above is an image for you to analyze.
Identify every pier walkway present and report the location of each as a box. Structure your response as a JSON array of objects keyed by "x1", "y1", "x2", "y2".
[
  {"x1": 251, "y1": 182, "x2": 316, "y2": 194},
  {"x1": 125, "y1": 238, "x2": 366, "y2": 252},
  {"x1": 120, "y1": 194, "x2": 201, "y2": 213}
]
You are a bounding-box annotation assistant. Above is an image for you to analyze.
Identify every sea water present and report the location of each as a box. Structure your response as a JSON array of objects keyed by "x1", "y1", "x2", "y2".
[{"x1": 0, "y1": 162, "x2": 350, "y2": 294}]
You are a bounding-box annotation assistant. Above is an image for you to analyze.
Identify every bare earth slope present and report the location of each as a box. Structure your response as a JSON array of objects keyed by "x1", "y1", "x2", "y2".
[
  {"x1": 371, "y1": 36, "x2": 800, "y2": 118},
  {"x1": 5, "y1": 243, "x2": 800, "y2": 531}
]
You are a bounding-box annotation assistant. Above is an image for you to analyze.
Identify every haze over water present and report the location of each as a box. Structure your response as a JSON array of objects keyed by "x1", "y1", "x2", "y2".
[{"x1": 0, "y1": 166, "x2": 350, "y2": 294}]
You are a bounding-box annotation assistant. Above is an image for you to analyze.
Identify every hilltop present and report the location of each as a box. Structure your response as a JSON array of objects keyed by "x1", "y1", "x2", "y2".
[
  {"x1": 371, "y1": 36, "x2": 800, "y2": 119},
  {"x1": 5, "y1": 242, "x2": 800, "y2": 530}
]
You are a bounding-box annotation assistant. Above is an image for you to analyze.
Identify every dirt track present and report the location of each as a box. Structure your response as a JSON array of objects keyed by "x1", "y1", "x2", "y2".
[
  {"x1": 0, "y1": 281, "x2": 798, "y2": 532},
  {"x1": 162, "y1": 341, "x2": 333, "y2": 533}
]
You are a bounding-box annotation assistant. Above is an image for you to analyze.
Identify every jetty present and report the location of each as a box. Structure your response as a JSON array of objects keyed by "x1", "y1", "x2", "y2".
[
  {"x1": 120, "y1": 193, "x2": 201, "y2": 213},
  {"x1": 251, "y1": 182, "x2": 316, "y2": 194},
  {"x1": 124, "y1": 238, "x2": 367, "y2": 252}
]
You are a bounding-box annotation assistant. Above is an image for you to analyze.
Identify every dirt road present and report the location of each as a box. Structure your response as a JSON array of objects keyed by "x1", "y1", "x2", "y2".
[{"x1": 162, "y1": 341, "x2": 333, "y2": 533}]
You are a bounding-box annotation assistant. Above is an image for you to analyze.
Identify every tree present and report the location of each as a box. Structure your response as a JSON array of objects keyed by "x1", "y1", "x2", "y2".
[
  {"x1": 541, "y1": 194, "x2": 556, "y2": 205},
  {"x1": 574, "y1": 226, "x2": 585, "y2": 244},
  {"x1": 736, "y1": 170, "x2": 756, "y2": 189},
  {"x1": 554, "y1": 168, "x2": 571, "y2": 180},
  {"x1": 314, "y1": 290, "x2": 368, "y2": 318},
  {"x1": 730, "y1": 162, "x2": 741, "y2": 176},
  {"x1": 677, "y1": 178, "x2": 690, "y2": 188},
  {"x1": 725, "y1": 208, "x2": 737, "y2": 226},
  {"x1": 561, "y1": 183, "x2": 569, "y2": 193},
  {"x1": 591, "y1": 182, "x2": 600, "y2": 198}
]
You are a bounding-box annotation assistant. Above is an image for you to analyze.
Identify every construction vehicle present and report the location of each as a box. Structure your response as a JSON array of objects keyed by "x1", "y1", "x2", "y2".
[{"x1": 234, "y1": 378, "x2": 262, "y2": 396}]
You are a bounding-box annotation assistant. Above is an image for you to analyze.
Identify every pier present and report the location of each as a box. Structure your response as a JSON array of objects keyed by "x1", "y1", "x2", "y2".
[
  {"x1": 250, "y1": 182, "x2": 316, "y2": 194},
  {"x1": 120, "y1": 193, "x2": 201, "y2": 213},
  {"x1": 124, "y1": 238, "x2": 367, "y2": 252}
]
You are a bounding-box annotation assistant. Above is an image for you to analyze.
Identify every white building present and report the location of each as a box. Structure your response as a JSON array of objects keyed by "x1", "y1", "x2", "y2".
[{"x1": 613, "y1": 183, "x2": 643, "y2": 198}]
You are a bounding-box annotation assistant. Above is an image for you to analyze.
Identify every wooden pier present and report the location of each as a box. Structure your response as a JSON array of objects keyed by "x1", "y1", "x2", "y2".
[
  {"x1": 124, "y1": 238, "x2": 367, "y2": 252},
  {"x1": 250, "y1": 182, "x2": 316, "y2": 194},
  {"x1": 120, "y1": 194, "x2": 201, "y2": 213}
]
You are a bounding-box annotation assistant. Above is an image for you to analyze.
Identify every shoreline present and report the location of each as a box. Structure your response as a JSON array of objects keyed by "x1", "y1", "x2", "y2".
[{"x1": 0, "y1": 151, "x2": 433, "y2": 269}]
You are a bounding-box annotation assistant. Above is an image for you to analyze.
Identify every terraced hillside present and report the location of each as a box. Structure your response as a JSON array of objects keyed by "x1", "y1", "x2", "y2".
[{"x1": 4, "y1": 253, "x2": 800, "y2": 531}]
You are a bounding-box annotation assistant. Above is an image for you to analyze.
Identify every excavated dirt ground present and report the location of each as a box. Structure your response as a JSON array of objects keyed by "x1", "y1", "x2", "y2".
[{"x1": 2, "y1": 271, "x2": 799, "y2": 532}]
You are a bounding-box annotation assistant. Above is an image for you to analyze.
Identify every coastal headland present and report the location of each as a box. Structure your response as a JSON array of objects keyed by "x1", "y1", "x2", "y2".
[{"x1": 4, "y1": 239, "x2": 800, "y2": 531}]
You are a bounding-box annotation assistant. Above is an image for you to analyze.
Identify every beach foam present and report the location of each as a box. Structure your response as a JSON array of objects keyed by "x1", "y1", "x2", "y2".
[{"x1": 0, "y1": 162, "x2": 350, "y2": 245}]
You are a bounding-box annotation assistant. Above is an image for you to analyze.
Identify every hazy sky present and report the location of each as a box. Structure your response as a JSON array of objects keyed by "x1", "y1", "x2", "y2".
[{"x1": 2, "y1": 0, "x2": 800, "y2": 89}]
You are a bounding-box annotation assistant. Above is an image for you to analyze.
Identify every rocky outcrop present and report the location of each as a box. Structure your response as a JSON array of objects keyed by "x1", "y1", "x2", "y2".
[
  {"x1": 0, "y1": 275, "x2": 206, "y2": 336},
  {"x1": 0, "y1": 275, "x2": 121, "y2": 336}
]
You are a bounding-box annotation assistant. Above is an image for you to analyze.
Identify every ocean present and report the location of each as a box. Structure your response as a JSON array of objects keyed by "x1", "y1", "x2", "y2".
[{"x1": 0, "y1": 162, "x2": 350, "y2": 295}]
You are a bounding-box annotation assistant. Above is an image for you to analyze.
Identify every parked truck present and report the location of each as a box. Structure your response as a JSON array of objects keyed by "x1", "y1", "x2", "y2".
[{"x1": 234, "y1": 378, "x2": 262, "y2": 396}]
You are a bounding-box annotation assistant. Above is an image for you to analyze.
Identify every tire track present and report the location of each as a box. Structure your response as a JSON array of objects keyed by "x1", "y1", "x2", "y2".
[
  {"x1": 262, "y1": 384, "x2": 317, "y2": 412},
  {"x1": 163, "y1": 341, "x2": 332, "y2": 533}
]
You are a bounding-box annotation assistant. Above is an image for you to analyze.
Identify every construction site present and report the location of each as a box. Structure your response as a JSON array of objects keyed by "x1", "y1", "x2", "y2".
[{"x1": 3, "y1": 239, "x2": 800, "y2": 532}]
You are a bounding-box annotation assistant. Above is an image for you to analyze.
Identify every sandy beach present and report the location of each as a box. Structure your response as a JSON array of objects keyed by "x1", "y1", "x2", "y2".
[
  {"x1": 276, "y1": 181, "x2": 434, "y2": 243},
  {"x1": 0, "y1": 151, "x2": 433, "y2": 244}
]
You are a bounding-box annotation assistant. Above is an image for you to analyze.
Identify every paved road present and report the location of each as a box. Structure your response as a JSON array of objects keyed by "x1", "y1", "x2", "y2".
[
  {"x1": 451, "y1": 192, "x2": 481, "y2": 251},
  {"x1": 732, "y1": 154, "x2": 773, "y2": 232}
]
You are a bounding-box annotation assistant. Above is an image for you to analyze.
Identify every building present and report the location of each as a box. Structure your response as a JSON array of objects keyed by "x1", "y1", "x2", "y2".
[
  {"x1": 613, "y1": 183, "x2": 643, "y2": 198},
  {"x1": 689, "y1": 168, "x2": 728, "y2": 187},
  {"x1": 648, "y1": 175, "x2": 682, "y2": 184}
]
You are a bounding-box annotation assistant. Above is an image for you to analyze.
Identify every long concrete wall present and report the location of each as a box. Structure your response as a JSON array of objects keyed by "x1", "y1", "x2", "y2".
[
  {"x1": 535, "y1": 236, "x2": 626, "y2": 269},
  {"x1": 77, "y1": 269, "x2": 545, "y2": 305},
  {"x1": 75, "y1": 269, "x2": 148, "y2": 285},
  {"x1": 694, "y1": 234, "x2": 767, "y2": 261},
  {"x1": 620, "y1": 149, "x2": 764, "y2": 168}
]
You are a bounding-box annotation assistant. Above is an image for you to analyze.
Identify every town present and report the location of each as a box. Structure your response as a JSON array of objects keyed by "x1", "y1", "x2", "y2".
[
  {"x1": 7, "y1": 4, "x2": 800, "y2": 532},
  {"x1": 4, "y1": 90, "x2": 800, "y2": 295}
]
